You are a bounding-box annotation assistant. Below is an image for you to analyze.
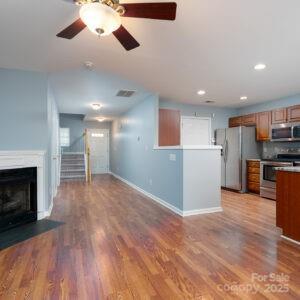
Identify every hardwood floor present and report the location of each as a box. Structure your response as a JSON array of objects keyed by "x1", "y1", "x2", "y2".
[{"x1": 0, "y1": 175, "x2": 299, "y2": 299}]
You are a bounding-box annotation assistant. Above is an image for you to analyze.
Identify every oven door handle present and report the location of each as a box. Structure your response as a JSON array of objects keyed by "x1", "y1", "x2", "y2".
[{"x1": 261, "y1": 161, "x2": 293, "y2": 167}]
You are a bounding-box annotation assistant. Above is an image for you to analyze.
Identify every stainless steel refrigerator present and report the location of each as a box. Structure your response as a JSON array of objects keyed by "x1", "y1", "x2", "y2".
[{"x1": 215, "y1": 126, "x2": 261, "y2": 193}]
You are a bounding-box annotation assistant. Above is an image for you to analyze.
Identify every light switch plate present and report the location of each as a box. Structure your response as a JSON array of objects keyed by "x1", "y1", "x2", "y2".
[{"x1": 169, "y1": 154, "x2": 176, "y2": 161}]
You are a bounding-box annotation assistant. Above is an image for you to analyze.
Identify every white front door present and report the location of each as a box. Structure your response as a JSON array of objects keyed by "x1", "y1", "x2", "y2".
[
  {"x1": 87, "y1": 129, "x2": 109, "y2": 174},
  {"x1": 181, "y1": 117, "x2": 212, "y2": 146}
]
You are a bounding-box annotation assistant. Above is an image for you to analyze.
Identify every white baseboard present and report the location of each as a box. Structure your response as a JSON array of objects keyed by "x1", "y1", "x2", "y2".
[
  {"x1": 45, "y1": 200, "x2": 54, "y2": 217},
  {"x1": 182, "y1": 207, "x2": 223, "y2": 217},
  {"x1": 281, "y1": 235, "x2": 300, "y2": 245},
  {"x1": 111, "y1": 172, "x2": 183, "y2": 216},
  {"x1": 38, "y1": 200, "x2": 54, "y2": 220},
  {"x1": 110, "y1": 172, "x2": 223, "y2": 218}
]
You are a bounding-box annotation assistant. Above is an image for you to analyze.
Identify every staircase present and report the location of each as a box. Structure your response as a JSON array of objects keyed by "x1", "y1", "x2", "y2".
[{"x1": 60, "y1": 153, "x2": 86, "y2": 181}]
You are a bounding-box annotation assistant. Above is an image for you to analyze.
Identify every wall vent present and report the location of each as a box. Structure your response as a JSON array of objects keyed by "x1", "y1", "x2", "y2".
[{"x1": 116, "y1": 90, "x2": 136, "y2": 97}]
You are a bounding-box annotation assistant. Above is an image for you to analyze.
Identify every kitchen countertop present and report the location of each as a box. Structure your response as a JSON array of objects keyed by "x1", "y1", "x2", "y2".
[
  {"x1": 246, "y1": 159, "x2": 261, "y2": 162},
  {"x1": 275, "y1": 167, "x2": 300, "y2": 173}
]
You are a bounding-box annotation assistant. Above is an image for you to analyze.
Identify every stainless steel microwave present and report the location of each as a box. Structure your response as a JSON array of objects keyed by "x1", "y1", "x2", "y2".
[{"x1": 271, "y1": 122, "x2": 300, "y2": 142}]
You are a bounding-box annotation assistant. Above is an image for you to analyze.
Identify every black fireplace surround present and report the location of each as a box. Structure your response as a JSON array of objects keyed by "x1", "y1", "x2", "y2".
[{"x1": 0, "y1": 167, "x2": 37, "y2": 233}]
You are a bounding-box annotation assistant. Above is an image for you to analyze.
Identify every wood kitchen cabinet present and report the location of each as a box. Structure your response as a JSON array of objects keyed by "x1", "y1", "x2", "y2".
[
  {"x1": 229, "y1": 116, "x2": 242, "y2": 128},
  {"x1": 228, "y1": 103, "x2": 300, "y2": 141},
  {"x1": 277, "y1": 170, "x2": 300, "y2": 243},
  {"x1": 242, "y1": 114, "x2": 256, "y2": 126},
  {"x1": 256, "y1": 111, "x2": 271, "y2": 141},
  {"x1": 287, "y1": 105, "x2": 300, "y2": 122},
  {"x1": 272, "y1": 108, "x2": 287, "y2": 124},
  {"x1": 247, "y1": 160, "x2": 260, "y2": 194},
  {"x1": 229, "y1": 114, "x2": 256, "y2": 127},
  {"x1": 159, "y1": 109, "x2": 181, "y2": 146}
]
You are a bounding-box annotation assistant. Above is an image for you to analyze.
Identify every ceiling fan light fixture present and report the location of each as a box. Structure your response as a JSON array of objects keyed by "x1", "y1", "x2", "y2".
[
  {"x1": 91, "y1": 103, "x2": 102, "y2": 110},
  {"x1": 79, "y1": 2, "x2": 121, "y2": 36}
]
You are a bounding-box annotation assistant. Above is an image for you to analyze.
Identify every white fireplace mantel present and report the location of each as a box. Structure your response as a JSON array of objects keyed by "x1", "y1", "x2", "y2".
[{"x1": 0, "y1": 150, "x2": 47, "y2": 220}]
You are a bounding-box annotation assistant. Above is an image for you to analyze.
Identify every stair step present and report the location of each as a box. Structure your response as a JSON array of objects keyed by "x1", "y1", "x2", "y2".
[
  {"x1": 62, "y1": 158, "x2": 84, "y2": 161},
  {"x1": 61, "y1": 161, "x2": 84, "y2": 164},
  {"x1": 61, "y1": 162, "x2": 85, "y2": 166},
  {"x1": 61, "y1": 174, "x2": 86, "y2": 179},
  {"x1": 61, "y1": 152, "x2": 86, "y2": 181},
  {"x1": 61, "y1": 166, "x2": 84, "y2": 170},
  {"x1": 61, "y1": 170, "x2": 85, "y2": 174},
  {"x1": 61, "y1": 169, "x2": 85, "y2": 173}
]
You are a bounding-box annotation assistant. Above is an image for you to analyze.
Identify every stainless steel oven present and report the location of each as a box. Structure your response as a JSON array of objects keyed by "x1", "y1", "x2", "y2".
[
  {"x1": 260, "y1": 161, "x2": 293, "y2": 200},
  {"x1": 271, "y1": 122, "x2": 300, "y2": 142}
]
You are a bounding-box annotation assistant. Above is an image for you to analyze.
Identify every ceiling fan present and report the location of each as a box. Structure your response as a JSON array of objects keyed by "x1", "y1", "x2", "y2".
[{"x1": 57, "y1": 0, "x2": 177, "y2": 51}]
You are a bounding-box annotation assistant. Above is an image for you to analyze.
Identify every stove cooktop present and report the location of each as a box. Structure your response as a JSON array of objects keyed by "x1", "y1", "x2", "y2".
[{"x1": 262, "y1": 154, "x2": 300, "y2": 163}]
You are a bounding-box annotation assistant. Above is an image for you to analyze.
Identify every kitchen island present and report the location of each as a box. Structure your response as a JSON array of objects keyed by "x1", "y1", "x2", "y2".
[{"x1": 276, "y1": 167, "x2": 300, "y2": 244}]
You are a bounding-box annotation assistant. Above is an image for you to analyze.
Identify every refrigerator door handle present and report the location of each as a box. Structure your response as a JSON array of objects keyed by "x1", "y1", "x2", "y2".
[
  {"x1": 225, "y1": 139, "x2": 229, "y2": 163},
  {"x1": 221, "y1": 138, "x2": 226, "y2": 160}
]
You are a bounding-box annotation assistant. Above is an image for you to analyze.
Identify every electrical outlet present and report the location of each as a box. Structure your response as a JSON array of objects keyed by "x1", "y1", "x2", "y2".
[{"x1": 149, "y1": 179, "x2": 153, "y2": 186}]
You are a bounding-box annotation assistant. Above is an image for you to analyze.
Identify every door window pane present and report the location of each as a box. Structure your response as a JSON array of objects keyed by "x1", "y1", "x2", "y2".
[{"x1": 60, "y1": 128, "x2": 70, "y2": 147}]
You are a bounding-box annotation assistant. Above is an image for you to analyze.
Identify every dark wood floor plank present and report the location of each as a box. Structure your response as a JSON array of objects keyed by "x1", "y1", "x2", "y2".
[{"x1": 0, "y1": 174, "x2": 299, "y2": 299}]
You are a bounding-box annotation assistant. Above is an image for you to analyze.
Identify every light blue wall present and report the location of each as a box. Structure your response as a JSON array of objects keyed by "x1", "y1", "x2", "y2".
[
  {"x1": 0, "y1": 68, "x2": 58, "y2": 210},
  {"x1": 159, "y1": 100, "x2": 237, "y2": 131},
  {"x1": 0, "y1": 68, "x2": 48, "y2": 149},
  {"x1": 111, "y1": 95, "x2": 183, "y2": 210},
  {"x1": 237, "y1": 94, "x2": 300, "y2": 115},
  {"x1": 59, "y1": 113, "x2": 112, "y2": 153}
]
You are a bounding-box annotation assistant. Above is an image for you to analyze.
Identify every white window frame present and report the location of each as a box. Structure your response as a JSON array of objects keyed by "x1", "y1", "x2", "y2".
[{"x1": 60, "y1": 128, "x2": 70, "y2": 148}]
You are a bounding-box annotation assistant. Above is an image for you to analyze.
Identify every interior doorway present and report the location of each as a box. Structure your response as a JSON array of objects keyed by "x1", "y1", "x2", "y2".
[{"x1": 87, "y1": 129, "x2": 110, "y2": 174}]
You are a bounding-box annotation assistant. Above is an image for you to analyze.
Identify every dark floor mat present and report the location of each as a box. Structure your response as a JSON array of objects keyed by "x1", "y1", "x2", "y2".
[{"x1": 0, "y1": 219, "x2": 64, "y2": 250}]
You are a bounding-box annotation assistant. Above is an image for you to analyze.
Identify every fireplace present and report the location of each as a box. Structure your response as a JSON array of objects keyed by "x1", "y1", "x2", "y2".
[{"x1": 0, "y1": 167, "x2": 37, "y2": 232}]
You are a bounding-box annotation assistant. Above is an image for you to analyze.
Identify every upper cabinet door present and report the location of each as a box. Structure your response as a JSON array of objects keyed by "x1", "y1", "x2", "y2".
[
  {"x1": 288, "y1": 105, "x2": 300, "y2": 122},
  {"x1": 256, "y1": 111, "x2": 271, "y2": 141},
  {"x1": 229, "y1": 116, "x2": 242, "y2": 128},
  {"x1": 159, "y1": 109, "x2": 181, "y2": 146},
  {"x1": 272, "y1": 108, "x2": 287, "y2": 124}
]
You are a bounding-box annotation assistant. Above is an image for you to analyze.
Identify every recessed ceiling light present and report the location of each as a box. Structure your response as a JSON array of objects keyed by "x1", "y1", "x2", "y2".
[
  {"x1": 91, "y1": 103, "x2": 102, "y2": 110},
  {"x1": 197, "y1": 90, "x2": 206, "y2": 96},
  {"x1": 240, "y1": 96, "x2": 248, "y2": 100},
  {"x1": 97, "y1": 118, "x2": 105, "y2": 122},
  {"x1": 84, "y1": 61, "x2": 94, "y2": 70},
  {"x1": 254, "y1": 63, "x2": 266, "y2": 70}
]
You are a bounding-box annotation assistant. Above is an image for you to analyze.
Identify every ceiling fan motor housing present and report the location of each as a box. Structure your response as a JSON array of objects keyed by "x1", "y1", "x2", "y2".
[{"x1": 74, "y1": 0, "x2": 125, "y2": 14}]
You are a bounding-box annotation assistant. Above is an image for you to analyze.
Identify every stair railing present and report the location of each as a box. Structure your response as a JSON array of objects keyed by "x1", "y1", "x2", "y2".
[{"x1": 84, "y1": 129, "x2": 92, "y2": 183}]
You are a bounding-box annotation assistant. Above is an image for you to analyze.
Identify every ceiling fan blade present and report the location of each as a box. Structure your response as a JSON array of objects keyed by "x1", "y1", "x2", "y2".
[
  {"x1": 57, "y1": 19, "x2": 86, "y2": 39},
  {"x1": 113, "y1": 25, "x2": 140, "y2": 51},
  {"x1": 121, "y1": 2, "x2": 177, "y2": 20},
  {"x1": 62, "y1": 0, "x2": 76, "y2": 3}
]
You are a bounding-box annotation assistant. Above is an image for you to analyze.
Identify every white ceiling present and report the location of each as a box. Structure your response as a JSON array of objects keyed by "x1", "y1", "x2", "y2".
[
  {"x1": 1, "y1": 0, "x2": 300, "y2": 108},
  {"x1": 49, "y1": 69, "x2": 152, "y2": 121}
]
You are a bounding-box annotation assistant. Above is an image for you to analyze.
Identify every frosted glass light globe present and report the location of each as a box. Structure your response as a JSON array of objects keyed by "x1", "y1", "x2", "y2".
[{"x1": 80, "y1": 3, "x2": 121, "y2": 36}]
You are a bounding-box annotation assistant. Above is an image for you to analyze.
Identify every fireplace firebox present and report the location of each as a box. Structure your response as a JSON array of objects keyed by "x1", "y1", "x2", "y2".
[{"x1": 0, "y1": 167, "x2": 37, "y2": 232}]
